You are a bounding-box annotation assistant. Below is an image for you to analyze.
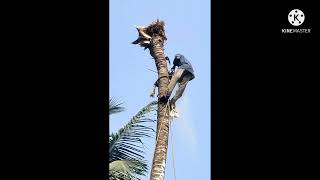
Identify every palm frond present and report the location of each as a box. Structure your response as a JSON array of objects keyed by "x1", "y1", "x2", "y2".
[
  {"x1": 109, "y1": 101, "x2": 157, "y2": 173},
  {"x1": 109, "y1": 98, "x2": 125, "y2": 115},
  {"x1": 109, "y1": 160, "x2": 148, "y2": 180}
]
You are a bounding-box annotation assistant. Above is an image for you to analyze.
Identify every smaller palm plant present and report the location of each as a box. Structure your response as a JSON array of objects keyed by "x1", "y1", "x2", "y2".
[{"x1": 109, "y1": 98, "x2": 157, "y2": 180}]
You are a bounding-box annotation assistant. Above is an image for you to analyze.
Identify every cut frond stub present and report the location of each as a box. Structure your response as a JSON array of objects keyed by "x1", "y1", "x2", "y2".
[{"x1": 132, "y1": 20, "x2": 167, "y2": 49}]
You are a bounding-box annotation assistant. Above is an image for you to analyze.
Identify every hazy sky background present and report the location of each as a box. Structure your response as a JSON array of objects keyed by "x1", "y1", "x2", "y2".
[{"x1": 110, "y1": 0, "x2": 211, "y2": 179}]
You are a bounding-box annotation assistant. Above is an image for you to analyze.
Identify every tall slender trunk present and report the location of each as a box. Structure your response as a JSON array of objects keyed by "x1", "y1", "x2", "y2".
[
  {"x1": 149, "y1": 35, "x2": 170, "y2": 180},
  {"x1": 132, "y1": 20, "x2": 170, "y2": 180}
]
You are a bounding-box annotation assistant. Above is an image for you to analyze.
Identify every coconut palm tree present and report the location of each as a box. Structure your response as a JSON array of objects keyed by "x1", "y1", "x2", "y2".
[
  {"x1": 109, "y1": 98, "x2": 157, "y2": 180},
  {"x1": 132, "y1": 20, "x2": 171, "y2": 180}
]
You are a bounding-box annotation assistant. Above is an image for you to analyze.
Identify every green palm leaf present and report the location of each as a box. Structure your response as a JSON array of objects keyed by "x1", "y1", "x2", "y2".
[
  {"x1": 109, "y1": 160, "x2": 148, "y2": 180},
  {"x1": 109, "y1": 98, "x2": 125, "y2": 115},
  {"x1": 109, "y1": 100, "x2": 157, "y2": 179}
]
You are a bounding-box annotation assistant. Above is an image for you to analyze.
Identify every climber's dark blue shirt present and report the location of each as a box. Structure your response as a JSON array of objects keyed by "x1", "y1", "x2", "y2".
[{"x1": 173, "y1": 54, "x2": 195, "y2": 80}]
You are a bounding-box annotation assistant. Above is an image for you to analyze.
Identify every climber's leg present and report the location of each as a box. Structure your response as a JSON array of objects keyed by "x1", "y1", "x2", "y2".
[
  {"x1": 170, "y1": 72, "x2": 192, "y2": 107},
  {"x1": 167, "y1": 69, "x2": 185, "y2": 98}
]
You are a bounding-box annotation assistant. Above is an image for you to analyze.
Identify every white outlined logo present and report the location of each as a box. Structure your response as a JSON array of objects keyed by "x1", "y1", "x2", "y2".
[
  {"x1": 288, "y1": 9, "x2": 305, "y2": 26},
  {"x1": 282, "y1": 9, "x2": 310, "y2": 34}
]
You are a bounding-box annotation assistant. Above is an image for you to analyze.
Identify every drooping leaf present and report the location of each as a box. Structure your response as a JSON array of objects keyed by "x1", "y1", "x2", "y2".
[
  {"x1": 109, "y1": 98, "x2": 125, "y2": 115},
  {"x1": 109, "y1": 160, "x2": 148, "y2": 180},
  {"x1": 109, "y1": 100, "x2": 157, "y2": 179}
]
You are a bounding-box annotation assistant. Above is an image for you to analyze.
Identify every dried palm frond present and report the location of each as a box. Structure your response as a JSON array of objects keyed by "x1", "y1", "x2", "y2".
[{"x1": 132, "y1": 19, "x2": 167, "y2": 48}]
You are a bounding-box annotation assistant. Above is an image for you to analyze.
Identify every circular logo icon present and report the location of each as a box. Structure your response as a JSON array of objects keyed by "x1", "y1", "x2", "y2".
[{"x1": 288, "y1": 9, "x2": 305, "y2": 26}]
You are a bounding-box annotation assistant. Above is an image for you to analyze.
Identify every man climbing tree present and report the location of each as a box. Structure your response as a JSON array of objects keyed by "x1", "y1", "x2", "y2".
[
  {"x1": 132, "y1": 19, "x2": 195, "y2": 180},
  {"x1": 150, "y1": 53, "x2": 195, "y2": 117},
  {"x1": 167, "y1": 53, "x2": 195, "y2": 113}
]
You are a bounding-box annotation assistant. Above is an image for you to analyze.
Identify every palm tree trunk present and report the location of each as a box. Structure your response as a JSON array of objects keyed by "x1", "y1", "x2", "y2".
[
  {"x1": 132, "y1": 20, "x2": 170, "y2": 180},
  {"x1": 149, "y1": 35, "x2": 170, "y2": 180}
]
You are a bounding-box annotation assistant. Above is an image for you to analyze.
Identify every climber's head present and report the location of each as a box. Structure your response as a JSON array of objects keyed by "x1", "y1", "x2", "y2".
[
  {"x1": 174, "y1": 53, "x2": 183, "y2": 60},
  {"x1": 173, "y1": 53, "x2": 183, "y2": 66}
]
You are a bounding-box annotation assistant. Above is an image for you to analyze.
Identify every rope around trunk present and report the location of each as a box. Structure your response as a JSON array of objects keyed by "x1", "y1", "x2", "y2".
[{"x1": 169, "y1": 115, "x2": 177, "y2": 180}]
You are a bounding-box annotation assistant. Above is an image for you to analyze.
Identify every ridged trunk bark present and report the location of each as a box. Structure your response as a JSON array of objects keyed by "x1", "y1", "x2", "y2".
[
  {"x1": 132, "y1": 20, "x2": 170, "y2": 180},
  {"x1": 149, "y1": 35, "x2": 170, "y2": 180}
]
